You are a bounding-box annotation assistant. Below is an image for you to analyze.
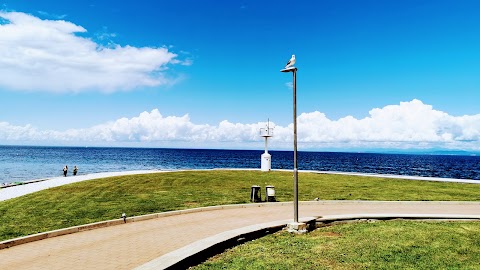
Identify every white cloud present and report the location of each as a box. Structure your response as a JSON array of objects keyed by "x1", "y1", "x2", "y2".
[
  {"x1": 0, "y1": 11, "x2": 185, "y2": 93},
  {"x1": 290, "y1": 99, "x2": 480, "y2": 149},
  {"x1": 1, "y1": 100, "x2": 480, "y2": 150}
]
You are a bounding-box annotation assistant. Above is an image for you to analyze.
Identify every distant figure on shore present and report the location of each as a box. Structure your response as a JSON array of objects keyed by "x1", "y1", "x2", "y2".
[
  {"x1": 63, "y1": 165, "x2": 68, "y2": 177},
  {"x1": 73, "y1": 166, "x2": 78, "y2": 176}
]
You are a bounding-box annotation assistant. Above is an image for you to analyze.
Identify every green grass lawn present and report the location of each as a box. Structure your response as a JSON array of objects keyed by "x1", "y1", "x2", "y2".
[
  {"x1": 0, "y1": 170, "x2": 479, "y2": 241},
  {"x1": 193, "y1": 220, "x2": 480, "y2": 270}
]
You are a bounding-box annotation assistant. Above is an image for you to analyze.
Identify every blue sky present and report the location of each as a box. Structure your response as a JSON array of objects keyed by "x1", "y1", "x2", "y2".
[{"x1": 0, "y1": 0, "x2": 479, "y2": 151}]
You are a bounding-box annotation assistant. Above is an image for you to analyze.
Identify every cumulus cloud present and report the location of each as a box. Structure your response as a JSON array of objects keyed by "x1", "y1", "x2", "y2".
[
  {"x1": 0, "y1": 11, "x2": 185, "y2": 93},
  {"x1": 288, "y1": 99, "x2": 480, "y2": 149},
  {"x1": 1, "y1": 100, "x2": 480, "y2": 150}
]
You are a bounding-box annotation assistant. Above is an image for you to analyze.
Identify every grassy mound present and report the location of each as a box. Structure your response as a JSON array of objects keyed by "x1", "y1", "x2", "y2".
[
  {"x1": 0, "y1": 170, "x2": 478, "y2": 241},
  {"x1": 194, "y1": 220, "x2": 480, "y2": 269}
]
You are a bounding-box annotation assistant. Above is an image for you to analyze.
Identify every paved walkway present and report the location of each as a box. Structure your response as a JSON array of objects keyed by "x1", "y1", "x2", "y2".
[{"x1": 0, "y1": 201, "x2": 479, "y2": 270}]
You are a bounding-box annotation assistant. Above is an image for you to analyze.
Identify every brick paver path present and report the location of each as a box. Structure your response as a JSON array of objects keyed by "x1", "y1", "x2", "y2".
[{"x1": 0, "y1": 201, "x2": 479, "y2": 270}]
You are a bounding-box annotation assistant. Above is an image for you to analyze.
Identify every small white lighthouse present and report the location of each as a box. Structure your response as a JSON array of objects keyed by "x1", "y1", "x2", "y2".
[{"x1": 260, "y1": 119, "x2": 274, "y2": 171}]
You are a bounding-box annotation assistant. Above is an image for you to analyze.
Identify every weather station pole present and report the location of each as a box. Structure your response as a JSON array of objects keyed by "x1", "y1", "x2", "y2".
[{"x1": 281, "y1": 55, "x2": 306, "y2": 233}]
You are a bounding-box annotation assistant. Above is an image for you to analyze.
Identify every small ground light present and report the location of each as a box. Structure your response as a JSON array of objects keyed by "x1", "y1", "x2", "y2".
[{"x1": 122, "y1": 213, "x2": 126, "y2": 223}]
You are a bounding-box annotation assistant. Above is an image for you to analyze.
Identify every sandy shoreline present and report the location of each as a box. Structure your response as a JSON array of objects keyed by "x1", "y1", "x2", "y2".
[{"x1": 1, "y1": 169, "x2": 478, "y2": 202}]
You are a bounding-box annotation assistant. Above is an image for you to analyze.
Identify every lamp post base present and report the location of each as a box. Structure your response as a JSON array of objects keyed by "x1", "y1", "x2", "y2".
[
  {"x1": 286, "y1": 222, "x2": 307, "y2": 234},
  {"x1": 286, "y1": 217, "x2": 317, "y2": 234}
]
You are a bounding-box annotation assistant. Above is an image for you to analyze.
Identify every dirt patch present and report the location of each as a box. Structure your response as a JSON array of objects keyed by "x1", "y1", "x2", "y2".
[
  {"x1": 184, "y1": 202, "x2": 200, "y2": 207},
  {"x1": 320, "y1": 232, "x2": 342, "y2": 237}
]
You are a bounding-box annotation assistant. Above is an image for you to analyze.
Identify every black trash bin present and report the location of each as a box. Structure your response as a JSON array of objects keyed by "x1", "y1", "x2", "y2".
[{"x1": 250, "y1": 185, "x2": 261, "y2": 202}]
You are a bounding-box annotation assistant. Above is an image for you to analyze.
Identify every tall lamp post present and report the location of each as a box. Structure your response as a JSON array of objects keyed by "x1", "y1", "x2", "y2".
[{"x1": 281, "y1": 60, "x2": 299, "y2": 224}]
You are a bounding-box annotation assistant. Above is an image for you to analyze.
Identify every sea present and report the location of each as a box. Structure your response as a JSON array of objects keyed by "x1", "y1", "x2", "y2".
[{"x1": 0, "y1": 145, "x2": 479, "y2": 184}]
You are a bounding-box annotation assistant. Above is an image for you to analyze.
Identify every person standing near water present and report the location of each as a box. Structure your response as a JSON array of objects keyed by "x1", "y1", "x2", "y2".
[
  {"x1": 63, "y1": 165, "x2": 68, "y2": 177},
  {"x1": 73, "y1": 166, "x2": 78, "y2": 176}
]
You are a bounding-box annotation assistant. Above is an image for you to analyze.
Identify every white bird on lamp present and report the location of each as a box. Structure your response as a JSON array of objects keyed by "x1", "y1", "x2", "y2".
[{"x1": 285, "y1": 54, "x2": 296, "y2": 68}]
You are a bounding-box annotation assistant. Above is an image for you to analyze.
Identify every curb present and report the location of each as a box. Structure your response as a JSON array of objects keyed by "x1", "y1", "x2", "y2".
[
  {"x1": 0, "y1": 178, "x2": 50, "y2": 189},
  {"x1": 317, "y1": 213, "x2": 480, "y2": 224},
  {"x1": 302, "y1": 170, "x2": 480, "y2": 184}
]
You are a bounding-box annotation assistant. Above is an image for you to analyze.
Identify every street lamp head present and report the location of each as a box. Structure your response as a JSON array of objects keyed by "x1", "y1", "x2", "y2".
[{"x1": 280, "y1": 66, "x2": 297, "y2": 72}]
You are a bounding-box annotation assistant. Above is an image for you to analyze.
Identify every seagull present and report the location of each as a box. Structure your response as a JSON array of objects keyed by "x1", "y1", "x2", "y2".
[{"x1": 285, "y1": 55, "x2": 296, "y2": 68}]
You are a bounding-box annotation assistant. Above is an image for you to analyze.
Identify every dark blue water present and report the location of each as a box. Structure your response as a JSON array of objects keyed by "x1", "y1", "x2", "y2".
[{"x1": 0, "y1": 145, "x2": 479, "y2": 183}]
